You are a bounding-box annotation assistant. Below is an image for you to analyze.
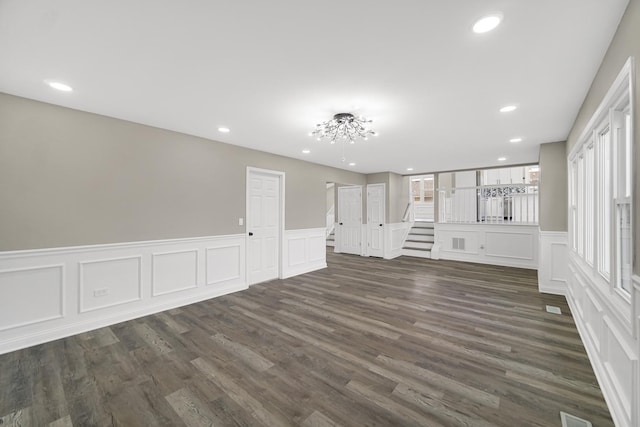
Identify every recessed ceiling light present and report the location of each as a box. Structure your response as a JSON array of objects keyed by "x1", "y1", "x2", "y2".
[
  {"x1": 217, "y1": 127, "x2": 230, "y2": 133},
  {"x1": 500, "y1": 105, "x2": 517, "y2": 113},
  {"x1": 509, "y1": 137, "x2": 523, "y2": 143},
  {"x1": 302, "y1": 149, "x2": 310, "y2": 154},
  {"x1": 46, "y1": 81, "x2": 73, "y2": 92},
  {"x1": 348, "y1": 162, "x2": 356, "y2": 166},
  {"x1": 407, "y1": 168, "x2": 414, "y2": 171},
  {"x1": 498, "y1": 157, "x2": 507, "y2": 161},
  {"x1": 473, "y1": 13, "x2": 503, "y2": 34}
]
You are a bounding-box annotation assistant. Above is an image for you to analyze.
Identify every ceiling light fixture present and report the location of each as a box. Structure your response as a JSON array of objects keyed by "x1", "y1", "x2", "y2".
[
  {"x1": 46, "y1": 81, "x2": 73, "y2": 92},
  {"x1": 499, "y1": 105, "x2": 517, "y2": 113},
  {"x1": 473, "y1": 13, "x2": 503, "y2": 34},
  {"x1": 217, "y1": 127, "x2": 230, "y2": 133},
  {"x1": 310, "y1": 112, "x2": 376, "y2": 162},
  {"x1": 348, "y1": 162, "x2": 356, "y2": 166},
  {"x1": 509, "y1": 137, "x2": 523, "y2": 143},
  {"x1": 302, "y1": 149, "x2": 310, "y2": 154},
  {"x1": 407, "y1": 168, "x2": 414, "y2": 171},
  {"x1": 498, "y1": 157, "x2": 507, "y2": 161}
]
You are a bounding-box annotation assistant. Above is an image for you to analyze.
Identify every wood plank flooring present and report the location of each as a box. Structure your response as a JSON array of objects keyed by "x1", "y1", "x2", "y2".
[{"x1": 0, "y1": 251, "x2": 614, "y2": 426}]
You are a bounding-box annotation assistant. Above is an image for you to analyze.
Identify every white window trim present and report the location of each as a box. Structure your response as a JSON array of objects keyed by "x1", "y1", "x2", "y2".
[{"x1": 568, "y1": 56, "x2": 634, "y2": 307}]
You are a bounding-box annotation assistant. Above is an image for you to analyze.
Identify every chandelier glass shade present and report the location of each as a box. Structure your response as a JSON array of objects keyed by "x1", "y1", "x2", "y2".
[{"x1": 310, "y1": 113, "x2": 376, "y2": 145}]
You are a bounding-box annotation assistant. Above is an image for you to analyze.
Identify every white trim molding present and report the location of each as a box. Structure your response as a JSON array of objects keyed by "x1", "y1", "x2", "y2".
[
  {"x1": 282, "y1": 228, "x2": 327, "y2": 279},
  {"x1": 567, "y1": 266, "x2": 639, "y2": 427},
  {"x1": 384, "y1": 222, "x2": 412, "y2": 260},
  {"x1": 538, "y1": 230, "x2": 568, "y2": 295},
  {"x1": 0, "y1": 234, "x2": 247, "y2": 355},
  {"x1": 433, "y1": 223, "x2": 538, "y2": 269}
]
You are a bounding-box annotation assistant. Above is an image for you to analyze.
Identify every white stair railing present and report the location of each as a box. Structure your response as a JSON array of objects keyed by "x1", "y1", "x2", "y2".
[
  {"x1": 402, "y1": 203, "x2": 412, "y2": 222},
  {"x1": 438, "y1": 184, "x2": 538, "y2": 224},
  {"x1": 326, "y1": 206, "x2": 335, "y2": 237}
]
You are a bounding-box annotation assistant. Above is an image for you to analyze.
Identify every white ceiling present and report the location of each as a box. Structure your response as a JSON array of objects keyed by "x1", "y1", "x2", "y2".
[{"x1": 0, "y1": 0, "x2": 629, "y2": 174}]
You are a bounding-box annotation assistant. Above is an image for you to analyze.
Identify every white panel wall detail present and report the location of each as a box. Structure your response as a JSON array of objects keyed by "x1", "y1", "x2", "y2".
[
  {"x1": 566, "y1": 258, "x2": 639, "y2": 427},
  {"x1": 538, "y1": 231, "x2": 568, "y2": 295},
  {"x1": 282, "y1": 228, "x2": 327, "y2": 279},
  {"x1": 384, "y1": 222, "x2": 412, "y2": 260},
  {"x1": 485, "y1": 231, "x2": 534, "y2": 260},
  {"x1": 206, "y1": 244, "x2": 243, "y2": 286},
  {"x1": 0, "y1": 265, "x2": 64, "y2": 331},
  {"x1": 0, "y1": 234, "x2": 247, "y2": 355},
  {"x1": 433, "y1": 223, "x2": 538, "y2": 269},
  {"x1": 79, "y1": 256, "x2": 142, "y2": 313},
  {"x1": 152, "y1": 250, "x2": 198, "y2": 296}
]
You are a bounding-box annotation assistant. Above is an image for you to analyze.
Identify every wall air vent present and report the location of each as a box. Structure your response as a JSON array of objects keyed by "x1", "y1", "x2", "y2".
[
  {"x1": 452, "y1": 237, "x2": 465, "y2": 251},
  {"x1": 560, "y1": 411, "x2": 592, "y2": 427}
]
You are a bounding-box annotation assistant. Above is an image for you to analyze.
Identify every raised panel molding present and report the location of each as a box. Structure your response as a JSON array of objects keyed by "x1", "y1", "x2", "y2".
[
  {"x1": 567, "y1": 259, "x2": 639, "y2": 427},
  {"x1": 206, "y1": 245, "x2": 243, "y2": 286},
  {"x1": 485, "y1": 231, "x2": 534, "y2": 260},
  {"x1": 0, "y1": 265, "x2": 64, "y2": 331},
  {"x1": 384, "y1": 222, "x2": 411, "y2": 260},
  {"x1": 79, "y1": 256, "x2": 142, "y2": 313},
  {"x1": 538, "y1": 231, "x2": 568, "y2": 295},
  {"x1": 0, "y1": 234, "x2": 248, "y2": 355},
  {"x1": 152, "y1": 250, "x2": 198, "y2": 296},
  {"x1": 282, "y1": 228, "x2": 327, "y2": 279},
  {"x1": 434, "y1": 224, "x2": 538, "y2": 269}
]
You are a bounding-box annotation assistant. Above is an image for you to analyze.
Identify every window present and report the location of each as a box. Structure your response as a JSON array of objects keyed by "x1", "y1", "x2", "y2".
[
  {"x1": 577, "y1": 154, "x2": 585, "y2": 257},
  {"x1": 569, "y1": 57, "x2": 633, "y2": 298},
  {"x1": 597, "y1": 125, "x2": 611, "y2": 280},
  {"x1": 570, "y1": 160, "x2": 578, "y2": 251},
  {"x1": 614, "y1": 108, "x2": 632, "y2": 293},
  {"x1": 585, "y1": 143, "x2": 595, "y2": 265}
]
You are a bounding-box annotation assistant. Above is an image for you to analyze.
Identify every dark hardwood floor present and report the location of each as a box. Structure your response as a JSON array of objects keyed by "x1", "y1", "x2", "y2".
[{"x1": 0, "y1": 250, "x2": 614, "y2": 426}]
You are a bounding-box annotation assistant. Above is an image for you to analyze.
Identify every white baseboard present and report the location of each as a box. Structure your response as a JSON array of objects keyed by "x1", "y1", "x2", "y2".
[
  {"x1": 0, "y1": 234, "x2": 248, "y2": 354},
  {"x1": 538, "y1": 230, "x2": 568, "y2": 295},
  {"x1": 282, "y1": 228, "x2": 327, "y2": 279}
]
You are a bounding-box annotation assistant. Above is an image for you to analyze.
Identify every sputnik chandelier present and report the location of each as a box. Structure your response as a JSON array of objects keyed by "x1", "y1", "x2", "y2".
[{"x1": 310, "y1": 113, "x2": 377, "y2": 161}]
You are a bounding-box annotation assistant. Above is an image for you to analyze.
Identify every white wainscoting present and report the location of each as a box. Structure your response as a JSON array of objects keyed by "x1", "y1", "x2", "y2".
[
  {"x1": 384, "y1": 222, "x2": 411, "y2": 260},
  {"x1": 0, "y1": 234, "x2": 246, "y2": 355},
  {"x1": 566, "y1": 256, "x2": 639, "y2": 427},
  {"x1": 433, "y1": 223, "x2": 538, "y2": 269},
  {"x1": 282, "y1": 228, "x2": 327, "y2": 279},
  {"x1": 538, "y1": 231, "x2": 568, "y2": 295}
]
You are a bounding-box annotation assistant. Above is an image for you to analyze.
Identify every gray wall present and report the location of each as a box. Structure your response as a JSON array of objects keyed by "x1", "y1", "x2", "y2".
[
  {"x1": 388, "y1": 172, "x2": 407, "y2": 224},
  {"x1": 326, "y1": 184, "x2": 335, "y2": 213},
  {"x1": 565, "y1": 0, "x2": 639, "y2": 273},
  {"x1": 0, "y1": 93, "x2": 366, "y2": 251},
  {"x1": 538, "y1": 141, "x2": 568, "y2": 232},
  {"x1": 364, "y1": 172, "x2": 407, "y2": 224}
]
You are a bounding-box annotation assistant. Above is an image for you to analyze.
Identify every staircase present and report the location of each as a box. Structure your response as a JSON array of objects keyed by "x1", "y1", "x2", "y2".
[
  {"x1": 402, "y1": 221, "x2": 434, "y2": 258},
  {"x1": 326, "y1": 230, "x2": 335, "y2": 247}
]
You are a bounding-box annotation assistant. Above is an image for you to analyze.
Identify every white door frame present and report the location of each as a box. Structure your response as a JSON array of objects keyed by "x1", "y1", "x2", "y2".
[
  {"x1": 367, "y1": 183, "x2": 386, "y2": 257},
  {"x1": 246, "y1": 167, "x2": 285, "y2": 285}
]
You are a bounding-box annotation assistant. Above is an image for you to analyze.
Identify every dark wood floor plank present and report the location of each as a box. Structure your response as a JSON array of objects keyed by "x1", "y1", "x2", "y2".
[{"x1": 0, "y1": 249, "x2": 614, "y2": 426}]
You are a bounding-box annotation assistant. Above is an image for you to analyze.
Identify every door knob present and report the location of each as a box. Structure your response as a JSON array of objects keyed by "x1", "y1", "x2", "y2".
[
  {"x1": 339, "y1": 223, "x2": 343, "y2": 225},
  {"x1": 248, "y1": 232, "x2": 253, "y2": 236},
  {"x1": 379, "y1": 224, "x2": 383, "y2": 226}
]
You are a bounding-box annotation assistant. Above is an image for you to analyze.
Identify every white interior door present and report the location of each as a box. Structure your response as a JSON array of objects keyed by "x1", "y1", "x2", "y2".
[
  {"x1": 247, "y1": 169, "x2": 281, "y2": 285},
  {"x1": 367, "y1": 184, "x2": 385, "y2": 257},
  {"x1": 338, "y1": 186, "x2": 362, "y2": 255}
]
